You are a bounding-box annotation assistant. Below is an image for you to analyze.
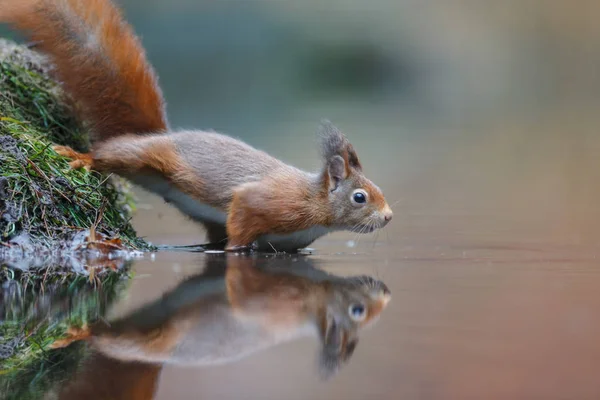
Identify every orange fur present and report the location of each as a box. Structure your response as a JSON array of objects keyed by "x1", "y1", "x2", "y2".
[
  {"x1": 57, "y1": 351, "x2": 163, "y2": 400},
  {"x1": 92, "y1": 136, "x2": 184, "y2": 175},
  {"x1": 48, "y1": 326, "x2": 163, "y2": 398},
  {"x1": 91, "y1": 135, "x2": 210, "y2": 203},
  {"x1": 226, "y1": 176, "x2": 331, "y2": 248},
  {"x1": 0, "y1": 0, "x2": 167, "y2": 140},
  {"x1": 226, "y1": 257, "x2": 321, "y2": 324},
  {"x1": 363, "y1": 181, "x2": 387, "y2": 209},
  {"x1": 53, "y1": 136, "x2": 203, "y2": 201},
  {"x1": 94, "y1": 320, "x2": 192, "y2": 357}
]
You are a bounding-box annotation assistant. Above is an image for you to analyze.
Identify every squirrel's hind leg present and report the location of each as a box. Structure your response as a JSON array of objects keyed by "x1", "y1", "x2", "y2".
[
  {"x1": 53, "y1": 145, "x2": 94, "y2": 171},
  {"x1": 49, "y1": 325, "x2": 92, "y2": 349}
]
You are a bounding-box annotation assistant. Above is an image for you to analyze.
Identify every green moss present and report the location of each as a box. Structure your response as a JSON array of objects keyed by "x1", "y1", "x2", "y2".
[{"x1": 0, "y1": 39, "x2": 146, "y2": 249}]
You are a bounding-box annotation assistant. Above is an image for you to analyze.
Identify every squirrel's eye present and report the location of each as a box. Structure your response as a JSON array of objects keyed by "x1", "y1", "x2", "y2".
[
  {"x1": 351, "y1": 189, "x2": 368, "y2": 205},
  {"x1": 349, "y1": 303, "x2": 367, "y2": 321}
]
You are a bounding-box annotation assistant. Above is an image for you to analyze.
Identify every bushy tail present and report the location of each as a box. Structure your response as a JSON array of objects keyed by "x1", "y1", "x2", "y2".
[{"x1": 0, "y1": 0, "x2": 168, "y2": 141}]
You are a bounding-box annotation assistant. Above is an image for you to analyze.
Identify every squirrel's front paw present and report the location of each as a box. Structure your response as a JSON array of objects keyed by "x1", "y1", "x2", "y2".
[{"x1": 225, "y1": 242, "x2": 257, "y2": 253}]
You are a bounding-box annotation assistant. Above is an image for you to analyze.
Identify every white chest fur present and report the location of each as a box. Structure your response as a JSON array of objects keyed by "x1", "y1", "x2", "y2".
[{"x1": 256, "y1": 225, "x2": 337, "y2": 252}]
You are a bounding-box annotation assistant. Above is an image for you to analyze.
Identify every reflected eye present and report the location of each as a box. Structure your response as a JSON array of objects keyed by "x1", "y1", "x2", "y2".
[
  {"x1": 349, "y1": 303, "x2": 367, "y2": 321},
  {"x1": 351, "y1": 189, "x2": 368, "y2": 205}
]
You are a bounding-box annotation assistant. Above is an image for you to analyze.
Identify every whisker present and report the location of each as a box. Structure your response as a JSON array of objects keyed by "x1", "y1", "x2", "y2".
[
  {"x1": 390, "y1": 199, "x2": 402, "y2": 208},
  {"x1": 354, "y1": 223, "x2": 368, "y2": 245},
  {"x1": 348, "y1": 222, "x2": 363, "y2": 245},
  {"x1": 359, "y1": 217, "x2": 376, "y2": 251},
  {"x1": 352, "y1": 215, "x2": 372, "y2": 245},
  {"x1": 372, "y1": 226, "x2": 380, "y2": 251},
  {"x1": 360, "y1": 216, "x2": 377, "y2": 242}
]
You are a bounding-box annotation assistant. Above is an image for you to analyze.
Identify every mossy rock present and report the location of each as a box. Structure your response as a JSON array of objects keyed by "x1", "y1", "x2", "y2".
[
  {"x1": 0, "y1": 39, "x2": 148, "y2": 261},
  {"x1": 0, "y1": 39, "x2": 144, "y2": 246},
  {"x1": 0, "y1": 39, "x2": 145, "y2": 399}
]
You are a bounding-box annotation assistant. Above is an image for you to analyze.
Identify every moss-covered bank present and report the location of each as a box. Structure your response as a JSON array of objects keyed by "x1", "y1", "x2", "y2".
[
  {"x1": 0, "y1": 38, "x2": 146, "y2": 399},
  {"x1": 0, "y1": 39, "x2": 149, "y2": 271},
  {"x1": 0, "y1": 39, "x2": 143, "y2": 247}
]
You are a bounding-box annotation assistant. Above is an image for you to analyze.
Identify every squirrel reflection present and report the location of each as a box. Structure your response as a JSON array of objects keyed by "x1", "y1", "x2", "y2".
[{"x1": 50, "y1": 254, "x2": 391, "y2": 399}]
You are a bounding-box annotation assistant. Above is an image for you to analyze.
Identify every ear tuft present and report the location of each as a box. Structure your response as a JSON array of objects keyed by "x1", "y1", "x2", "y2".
[
  {"x1": 317, "y1": 314, "x2": 359, "y2": 380},
  {"x1": 319, "y1": 346, "x2": 342, "y2": 380},
  {"x1": 318, "y1": 119, "x2": 362, "y2": 171},
  {"x1": 318, "y1": 119, "x2": 346, "y2": 160},
  {"x1": 318, "y1": 314, "x2": 343, "y2": 379}
]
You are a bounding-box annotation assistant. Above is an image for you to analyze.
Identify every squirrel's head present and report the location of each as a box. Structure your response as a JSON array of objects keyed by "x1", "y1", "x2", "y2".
[
  {"x1": 317, "y1": 275, "x2": 391, "y2": 379},
  {"x1": 318, "y1": 120, "x2": 393, "y2": 233}
]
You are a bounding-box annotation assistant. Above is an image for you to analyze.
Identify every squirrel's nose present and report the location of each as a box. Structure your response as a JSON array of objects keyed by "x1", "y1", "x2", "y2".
[{"x1": 382, "y1": 206, "x2": 393, "y2": 223}]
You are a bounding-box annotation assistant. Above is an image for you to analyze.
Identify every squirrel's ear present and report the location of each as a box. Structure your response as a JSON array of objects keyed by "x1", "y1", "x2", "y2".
[
  {"x1": 318, "y1": 311, "x2": 359, "y2": 380},
  {"x1": 318, "y1": 312, "x2": 343, "y2": 379},
  {"x1": 318, "y1": 119, "x2": 362, "y2": 172},
  {"x1": 327, "y1": 155, "x2": 346, "y2": 191}
]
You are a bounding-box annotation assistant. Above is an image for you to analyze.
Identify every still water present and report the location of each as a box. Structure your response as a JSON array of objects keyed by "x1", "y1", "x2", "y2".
[
  {"x1": 128, "y1": 119, "x2": 600, "y2": 400},
  {"x1": 3, "y1": 114, "x2": 600, "y2": 399}
]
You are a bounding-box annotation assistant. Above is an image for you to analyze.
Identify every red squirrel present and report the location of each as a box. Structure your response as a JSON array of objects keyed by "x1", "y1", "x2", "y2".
[
  {"x1": 50, "y1": 254, "x2": 391, "y2": 390},
  {"x1": 0, "y1": 0, "x2": 393, "y2": 252}
]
